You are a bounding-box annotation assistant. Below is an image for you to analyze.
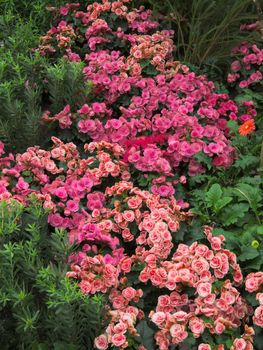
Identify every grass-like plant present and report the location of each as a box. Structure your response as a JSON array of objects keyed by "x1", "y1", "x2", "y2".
[{"x1": 136, "y1": 0, "x2": 259, "y2": 70}]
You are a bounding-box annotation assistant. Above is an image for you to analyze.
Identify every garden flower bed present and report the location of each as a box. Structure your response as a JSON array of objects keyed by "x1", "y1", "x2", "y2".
[{"x1": 0, "y1": 1, "x2": 262, "y2": 349}]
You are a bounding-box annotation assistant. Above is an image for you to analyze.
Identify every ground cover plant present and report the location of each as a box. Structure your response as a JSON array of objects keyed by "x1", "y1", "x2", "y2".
[{"x1": 0, "y1": 0, "x2": 263, "y2": 349}]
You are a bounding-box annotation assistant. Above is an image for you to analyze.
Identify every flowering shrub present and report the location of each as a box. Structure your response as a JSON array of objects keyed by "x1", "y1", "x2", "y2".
[
  {"x1": 0, "y1": 137, "x2": 262, "y2": 349},
  {"x1": 1, "y1": 1, "x2": 263, "y2": 349},
  {"x1": 228, "y1": 36, "x2": 263, "y2": 90},
  {"x1": 38, "y1": 0, "x2": 258, "y2": 181}
]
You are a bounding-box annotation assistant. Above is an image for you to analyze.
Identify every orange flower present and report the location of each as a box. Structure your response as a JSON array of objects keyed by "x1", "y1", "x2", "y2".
[{"x1": 238, "y1": 119, "x2": 256, "y2": 136}]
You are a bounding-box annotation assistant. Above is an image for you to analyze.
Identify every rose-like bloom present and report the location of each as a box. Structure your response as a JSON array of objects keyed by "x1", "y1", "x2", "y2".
[
  {"x1": 245, "y1": 274, "x2": 260, "y2": 292},
  {"x1": 151, "y1": 311, "x2": 166, "y2": 326},
  {"x1": 215, "y1": 321, "x2": 225, "y2": 334},
  {"x1": 15, "y1": 177, "x2": 30, "y2": 191},
  {"x1": 94, "y1": 334, "x2": 108, "y2": 350},
  {"x1": 198, "y1": 344, "x2": 211, "y2": 350},
  {"x1": 123, "y1": 210, "x2": 135, "y2": 222},
  {"x1": 120, "y1": 257, "x2": 132, "y2": 273},
  {"x1": 192, "y1": 258, "x2": 210, "y2": 274},
  {"x1": 189, "y1": 317, "x2": 205, "y2": 336},
  {"x1": 196, "y1": 282, "x2": 212, "y2": 298},
  {"x1": 122, "y1": 287, "x2": 137, "y2": 301},
  {"x1": 231, "y1": 60, "x2": 241, "y2": 72},
  {"x1": 238, "y1": 119, "x2": 255, "y2": 136},
  {"x1": 253, "y1": 305, "x2": 263, "y2": 327},
  {"x1": 170, "y1": 323, "x2": 187, "y2": 340},
  {"x1": 256, "y1": 293, "x2": 263, "y2": 305},
  {"x1": 233, "y1": 338, "x2": 247, "y2": 350},
  {"x1": 111, "y1": 333, "x2": 126, "y2": 347},
  {"x1": 173, "y1": 311, "x2": 188, "y2": 322},
  {"x1": 113, "y1": 322, "x2": 127, "y2": 333},
  {"x1": 158, "y1": 295, "x2": 170, "y2": 308}
]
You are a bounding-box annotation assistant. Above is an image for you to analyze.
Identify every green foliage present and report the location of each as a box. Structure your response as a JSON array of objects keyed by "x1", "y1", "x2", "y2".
[
  {"x1": 189, "y1": 174, "x2": 263, "y2": 270},
  {"x1": 0, "y1": 1, "x2": 93, "y2": 153},
  {"x1": 135, "y1": 0, "x2": 259, "y2": 73},
  {"x1": 136, "y1": 320, "x2": 155, "y2": 350},
  {"x1": 0, "y1": 198, "x2": 105, "y2": 349},
  {"x1": 45, "y1": 59, "x2": 93, "y2": 114},
  {"x1": 0, "y1": 0, "x2": 66, "y2": 31}
]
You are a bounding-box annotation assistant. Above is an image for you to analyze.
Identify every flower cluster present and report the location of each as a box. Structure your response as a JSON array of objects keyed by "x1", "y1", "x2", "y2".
[
  {"x1": 246, "y1": 272, "x2": 263, "y2": 328},
  {"x1": 228, "y1": 40, "x2": 263, "y2": 89},
  {"x1": 147, "y1": 227, "x2": 248, "y2": 349},
  {"x1": 1, "y1": 135, "x2": 258, "y2": 349},
  {"x1": 38, "y1": 0, "x2": 255, "y2": 179}
]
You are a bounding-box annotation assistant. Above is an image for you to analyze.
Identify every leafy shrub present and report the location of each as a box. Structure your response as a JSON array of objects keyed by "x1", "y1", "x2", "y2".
[
  {"x1": 0, "y1": 197, "x2": 105, "y2": 350},
  {"x1": 0, "y1": 1, "x2": 92, "y2": 153}
]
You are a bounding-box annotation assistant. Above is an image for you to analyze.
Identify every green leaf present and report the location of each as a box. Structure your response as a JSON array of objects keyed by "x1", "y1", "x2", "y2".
[
  {"x1": 214, "y1": 196, "x2": 233, "y2": 212},
  {"x1": 243, "y1": 256, "x2": 263, "y2": 271},
  {"x1": 194, "y1": 152, "x2": 213, "y2": 169},
  {"x1": 220, "y1": 203, "x2": 249, "y2": 226},
  {"x1": 234, "y1": 183, "x2": 261, "y2": 213},
  {"x1": 136, "y1": 320, "x2": 155, "y2": 350},
  {"x1": 227, "y1": 120, "x2": 238, "y2": 133},
  {"x1": 181, "y1": 334, "x2": 196, "y2": 346},
  {"x1": 238, "y1": 247, "x2": 259, "y2": 262},
  {"x1": 233, "y1": 155, "x2": 259, "y2": 170},
  {"x1": 257, "y1": 225, "x2": 263, "y2": 235},
  {"x1": 205, "y1": 183, "x2": 222, "y2": 207}
]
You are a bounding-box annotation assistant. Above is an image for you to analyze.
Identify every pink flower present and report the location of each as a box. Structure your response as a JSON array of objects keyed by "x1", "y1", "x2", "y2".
[
  {"x1": 48, "y1": 213, "x2": 64, "y2": 228},
  {"x1": 16, "y1": 177, "x2": 29, "y2": 191},
  {"x1": 94, "y1": 334, "x2": 108, "y2": 350},
  {"x1": 231, "y1": 60, "x2": 241, "y2": 72},
  {"x1": 66, "y1": 200, "x2": 79, "y2": 212},
  {"x1": 196, "y1": 282, "x2": 212, "y2": 298},
  {"x1": 123, "y1": 210, "x2": 135, "y2": 222},
  {"x1": 189, "y1": 317, "x2": 205, "y2": 336},
  {"x1": 169, "y1": 323, "x2": 187, "y2": 339},
  {"x1": 253, "y1": 305, "x2": 263, "y2": 327},
  {"x1": 233, "y1": 338, "x2": 247, "y2": 350},
  {"x1": 151, "y1": 312, "x2": 166, "y2": 326},
  {"x1": 60, "y1": 6, "x2": 69, "y2": 16},
  {"x1": 198, "y1": 344, "x2": 211, "y2": 350},
  {"x1": 239, "y1": 80, "x2": 248, "y2": 88},
  {"x1": 120, "y1": 257, "x2": 132, "y2": 273},
  {"x1": 122, "y1": 287, "x2": 137, "y2": 300},
  {"x1": 111, "y1": 333, "x2": 126, "y2": 347}
]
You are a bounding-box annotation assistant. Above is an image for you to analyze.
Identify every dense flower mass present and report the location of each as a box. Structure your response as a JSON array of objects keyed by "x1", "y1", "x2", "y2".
[
  {"x1": 0, "y1": 1, "x2": 262, "y2": 349},
  {"x1": 0, "y1": 137, "x2": 261, "y2": 349},
  {"x1": 38, "y1": 0, "x2": 257, "y2": 180},
  {"x1": 228, "y1": 39, "x2": 263, "y2": 89}
]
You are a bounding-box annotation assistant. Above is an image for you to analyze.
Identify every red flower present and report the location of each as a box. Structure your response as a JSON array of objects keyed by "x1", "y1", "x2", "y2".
[{"x1": 238, "y1": 119, "x2": 255, "y2": 136}]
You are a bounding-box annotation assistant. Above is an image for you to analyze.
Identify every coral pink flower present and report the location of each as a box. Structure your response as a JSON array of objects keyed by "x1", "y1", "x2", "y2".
[{"x1": 94, "y1": 334, "x2": 108, "y2": 350}]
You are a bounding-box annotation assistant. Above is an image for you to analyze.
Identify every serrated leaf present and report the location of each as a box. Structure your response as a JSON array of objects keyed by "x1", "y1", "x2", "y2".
[
  {"x1": 205, "y1": 183, "x2": 222, "y2": 207},
  {"x1": 220, "y1": 203, "x2": 249, "y2": 226},
  {"x1": 238, "y1": 247, "x2": 259, "y2": 262},
  {"x1": 233, "y1": 155, "x2": 259, "y2": 170},
  {"x1": 234, "y1": 183, "x2": 261, "y2": 212},
  {"x1": 214, "y1": 196, "x2": 233, "y2": 212},
  {"x1": 212, "y1": 229, "x2": 239, "y2": 250},
  {"x1": 194, "y1": 152, "x2": 213, "y2": 169},
  {"x1": 243, "y1": 256, "x2": 263, "y2": 271}
]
